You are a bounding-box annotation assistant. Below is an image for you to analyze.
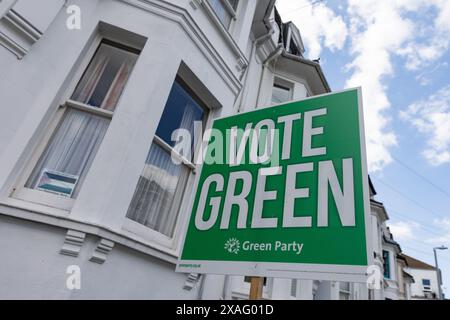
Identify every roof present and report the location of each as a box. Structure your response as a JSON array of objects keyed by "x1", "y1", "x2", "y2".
[
  {"x1": 370, "y1": 199, "x2": 389, "y2": 221},
  {"x1": 403, "y1": 270, "x2": 415, "y2": 282},
  {"x1": 383, "y1": 234, "x2": 401, "y2": 252},
  {"x1": 402, "y1": 254, "x2": 436, "y2": 270},
  {"x1": 369, "y1": 176, "x2": 377, "y2": 196},
  {"x1": 278, "y1": 51, "x2": 331, "y2": 94}
]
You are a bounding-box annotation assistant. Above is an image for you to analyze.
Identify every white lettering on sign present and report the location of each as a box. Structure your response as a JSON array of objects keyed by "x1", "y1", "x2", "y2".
[
  {"x1": 195, "y1": 174, "x2": 224, "y2": 230},
  {"x1": 229, "y1": 123, "x2": 252, "y2": 166},
  {"x1": 250, "y1": 119, "x2": 275, "y2": 164},
  {"x1": 241, "y1": 241, "x2": 304, "y2": 255},
  {"x1": 194, "y1": 159, "x2": 355, "y2": 231},
  {"x1": 220, "y1": 171, "x2": 252, "y2": 229},
  {"x1": 278, "y1": 113, "x2": 302, "y2": 160},
  {"x1": 229, "y1": 108, "x2": 328, "y2": 166},
  {"x1": 283, "y1": 163, "x2": 313, "y2": 228},
  {"x1": 251, "y1": 167, "x2": 282, "y2": 229},
  {"x1": 193, "y1": 107, "x2": 356, "y2": 231},
  {"x1": 302, "y1": 108, "x2": 327, "y2": 157},
  {"x1": 318, "y1": 158, "x2": 355, "y2": 227}
]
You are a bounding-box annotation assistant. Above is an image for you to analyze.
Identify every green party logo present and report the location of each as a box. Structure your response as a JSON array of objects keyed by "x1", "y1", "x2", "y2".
[{"x1": 224, "y1": 238, "x2": 240, "y2": 254}]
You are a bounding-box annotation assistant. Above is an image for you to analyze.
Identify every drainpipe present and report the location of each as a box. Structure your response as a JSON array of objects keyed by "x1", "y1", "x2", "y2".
[
  {"x1": 255, "y1": 44, "x2": 283, "y2": 108},
  {"x1": 197, "y1": 274, "x2": 206, "y2": 300},
  {"x1": 236, "y1": 40, "x2": 256, "y2": 113},
  {"x1": 223, "y1": 275, "x2": 232, "y2": 300},
  {"x1": 236, "y1": 18, "x2": 277, "y2": 113}
]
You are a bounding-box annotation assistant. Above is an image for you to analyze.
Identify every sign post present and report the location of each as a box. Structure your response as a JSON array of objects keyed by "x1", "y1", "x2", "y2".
[
  {"x1": 249, "y1": 277, "x2": 264, "y2": 300},
  {"x1": 177, "y1": 88, "x2": 372, "y2": 287}
]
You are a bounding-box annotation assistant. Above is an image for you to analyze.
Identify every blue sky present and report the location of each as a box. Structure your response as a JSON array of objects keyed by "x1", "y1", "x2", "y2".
[{"x1": 277, "y1": 0, "x2": 450, "y2": 297}]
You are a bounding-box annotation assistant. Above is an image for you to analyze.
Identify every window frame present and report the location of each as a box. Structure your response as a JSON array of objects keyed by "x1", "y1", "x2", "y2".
[
  {"x1": 382, "y1": 250, "x2": 391, "y2": 279},
  {"x1": 11, "y1": 38, "x2": 140, "y2": 211},
  {"x1": 122, "y1": 77, "x2": 210, "y2": 249},
  {"x1": 271, "y1": 77, "x2": 294, "y2": 105},
  {"x1": 422, "y1": 279, "x2": 432, "y2": 292},
  {"x1": 339, "y1": 281, "x2": 352, "y2": 300},
  {"x1": 207, "y1": 0, "x2": 240, "y2": 31}
]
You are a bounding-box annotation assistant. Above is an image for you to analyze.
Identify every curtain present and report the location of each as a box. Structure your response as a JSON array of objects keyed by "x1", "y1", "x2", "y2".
[
  {"x1": 26, "y1": 109, "x2": 109, "y2": 198},
  {"x1": 126, "y1": 143, "x2": 189, "y2": 237},
  {"x1": 174, "y1": 102, "x2": 200, "y2": 160},
  {"x1": 71, "y1": 43, "x2": 138, "y2": 111}
]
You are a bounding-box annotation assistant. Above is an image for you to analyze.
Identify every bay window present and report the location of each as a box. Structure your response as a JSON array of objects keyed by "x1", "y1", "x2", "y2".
[
  {"x1": 16, "y1": 40, "x2": 139, "y2": 207},
  {"x1": 126, "y1": 78, "x2": 207, "y2": 238}
]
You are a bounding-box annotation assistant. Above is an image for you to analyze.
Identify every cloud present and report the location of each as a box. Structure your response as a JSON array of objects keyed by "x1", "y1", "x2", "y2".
[
  {"x1": 388, "y1": 221, "x2": 420, "y2": 241},
  {"x1": 276, "y1": 0, "x2": 450, "y2": 172},
  {"x1": 400, "y1": 85, "x2": 450, "y2": 166},
  {"x1": 398, "y1": 0, "x2": 450, "y2": 71},
  {"x1": 275, "y1": 0, "x2": 348, "y2": 59},
  {"x1": 427, "y1": 218, "x2": 450, "y2": 245},
  {"x1": 344, "y1": 0, "x2": 424, "y2": 172}
]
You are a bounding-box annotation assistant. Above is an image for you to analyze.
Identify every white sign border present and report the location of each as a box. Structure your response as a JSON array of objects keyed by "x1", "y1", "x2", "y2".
[{"x1": 176, "y1": 87, "x2": 374, "y2": 283}]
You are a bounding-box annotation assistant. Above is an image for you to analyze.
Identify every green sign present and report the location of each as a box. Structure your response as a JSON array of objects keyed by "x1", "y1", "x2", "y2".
[{"x1": 176, "y1": 88, "x2": 372, "y2": 282}]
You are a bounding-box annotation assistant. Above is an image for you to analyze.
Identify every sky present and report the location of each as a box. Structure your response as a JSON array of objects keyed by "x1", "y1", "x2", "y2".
[{"x1": 276, "y1": 0, "x2": 450, "y2": 297}]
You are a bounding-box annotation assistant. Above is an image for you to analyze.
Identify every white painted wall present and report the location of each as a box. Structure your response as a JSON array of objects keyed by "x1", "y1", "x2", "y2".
[{"x1": 406, "y1": 268, "x2": 439, "y2": 299}]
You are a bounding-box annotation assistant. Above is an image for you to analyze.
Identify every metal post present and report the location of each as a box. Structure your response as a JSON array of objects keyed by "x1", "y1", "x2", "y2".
[
  {"x1": 433, "y1": 246, "x2": 447, "y2": 300},
  {"x1": 433, "y1": 248, "x2": 442, "y2": 300}
]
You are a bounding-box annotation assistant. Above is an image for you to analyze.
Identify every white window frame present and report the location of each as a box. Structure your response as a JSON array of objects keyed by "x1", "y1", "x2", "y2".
[
  {"x1": 272, "y1": 77, "x2": 294, "y2": 105},
  {"x1": 339, "y1": 281, "x2": 352, "y2": 300},
  {"x1": 422, "y1": 279, "x2": 432, "y2": 292},
  {"x1": 11, "y1": 36, "x2": 140, "y2": 212},
  {"x1": 122, "y1": 78, "x2": 211, "y2": 250},
  {"x1": 206, "y1": 0, "x2": 240, "y2": 32}
]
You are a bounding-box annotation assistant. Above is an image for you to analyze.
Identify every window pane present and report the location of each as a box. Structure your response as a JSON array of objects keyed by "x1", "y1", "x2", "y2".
[
  {"x1": 272, "y1": 84, "x2": 291, "y2": 104},
  {"x1": 383, "y1": 250, "x2": 390, "y2": 278},
  {"x1": 209, "y1": 0, "x2": 232, "y2": 28},
  {"x1": 126, "y1": 143, "x2": 189, "y2": 237},
  {"x1": 228, "y1": 0, "x2": 239, "y2": 10},
  {"x1": 71, "y1": 42, "x2": 138, "y2": 111},
  {"x1": 156, "y1": 80, "x2": 205, "y2": 150},
  {"x1": 422, "y1": 279, "x2": 431, "y2": 285},
  {"x1": 26, "y1": 109, "x2": 109, "y2": 198}
]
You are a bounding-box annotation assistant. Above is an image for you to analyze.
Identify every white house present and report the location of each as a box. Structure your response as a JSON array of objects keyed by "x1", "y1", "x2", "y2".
[
  {"x1": 403, "y1": 254, "x2": 439, "y2": 300},
  {"x1": 0, "y1": 0, "x2": 415, "y2": 300},
  {"x1": 0, "y1": 0, "x2": 330, "y2": 300}
]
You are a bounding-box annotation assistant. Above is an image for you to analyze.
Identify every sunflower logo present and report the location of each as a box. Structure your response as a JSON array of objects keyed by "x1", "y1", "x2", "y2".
[{"x1": 224, "y1": 238, "x2": 240, "y2": 254}]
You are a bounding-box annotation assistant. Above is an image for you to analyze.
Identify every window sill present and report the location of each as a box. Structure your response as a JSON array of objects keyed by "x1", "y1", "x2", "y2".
[
  {"x1": 122, "y1": 218, "x2": 180, "y2": 256},
  {"x1": 0, "y1": 196, "x2": 70, "y2": 218},
  {"x1": 0, "y1": 198, "x2": 179, "y2": 265}
]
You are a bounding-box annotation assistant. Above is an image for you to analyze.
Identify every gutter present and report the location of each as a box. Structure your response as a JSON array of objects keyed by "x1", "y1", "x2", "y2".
[
  {"x1": 263, "y1": 0, "x2": 277, "y2": 31},
  {"x1": 281, "y1": 51, "x2": 331, "y2": 93}
]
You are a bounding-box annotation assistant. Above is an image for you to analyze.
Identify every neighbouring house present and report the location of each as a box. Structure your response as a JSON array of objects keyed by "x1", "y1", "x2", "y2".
[{"x1": 403, "y1": 254, "x2": 440, "y2": 300}]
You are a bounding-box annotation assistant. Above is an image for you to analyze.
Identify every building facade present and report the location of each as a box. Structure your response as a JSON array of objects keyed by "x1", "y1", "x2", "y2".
[
  {"x1": 0, "y1": 0, "x2": 414, "y2": 300},
  {"x1": 403, "y1": 255, "x2": 439, "y2": 300}
]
